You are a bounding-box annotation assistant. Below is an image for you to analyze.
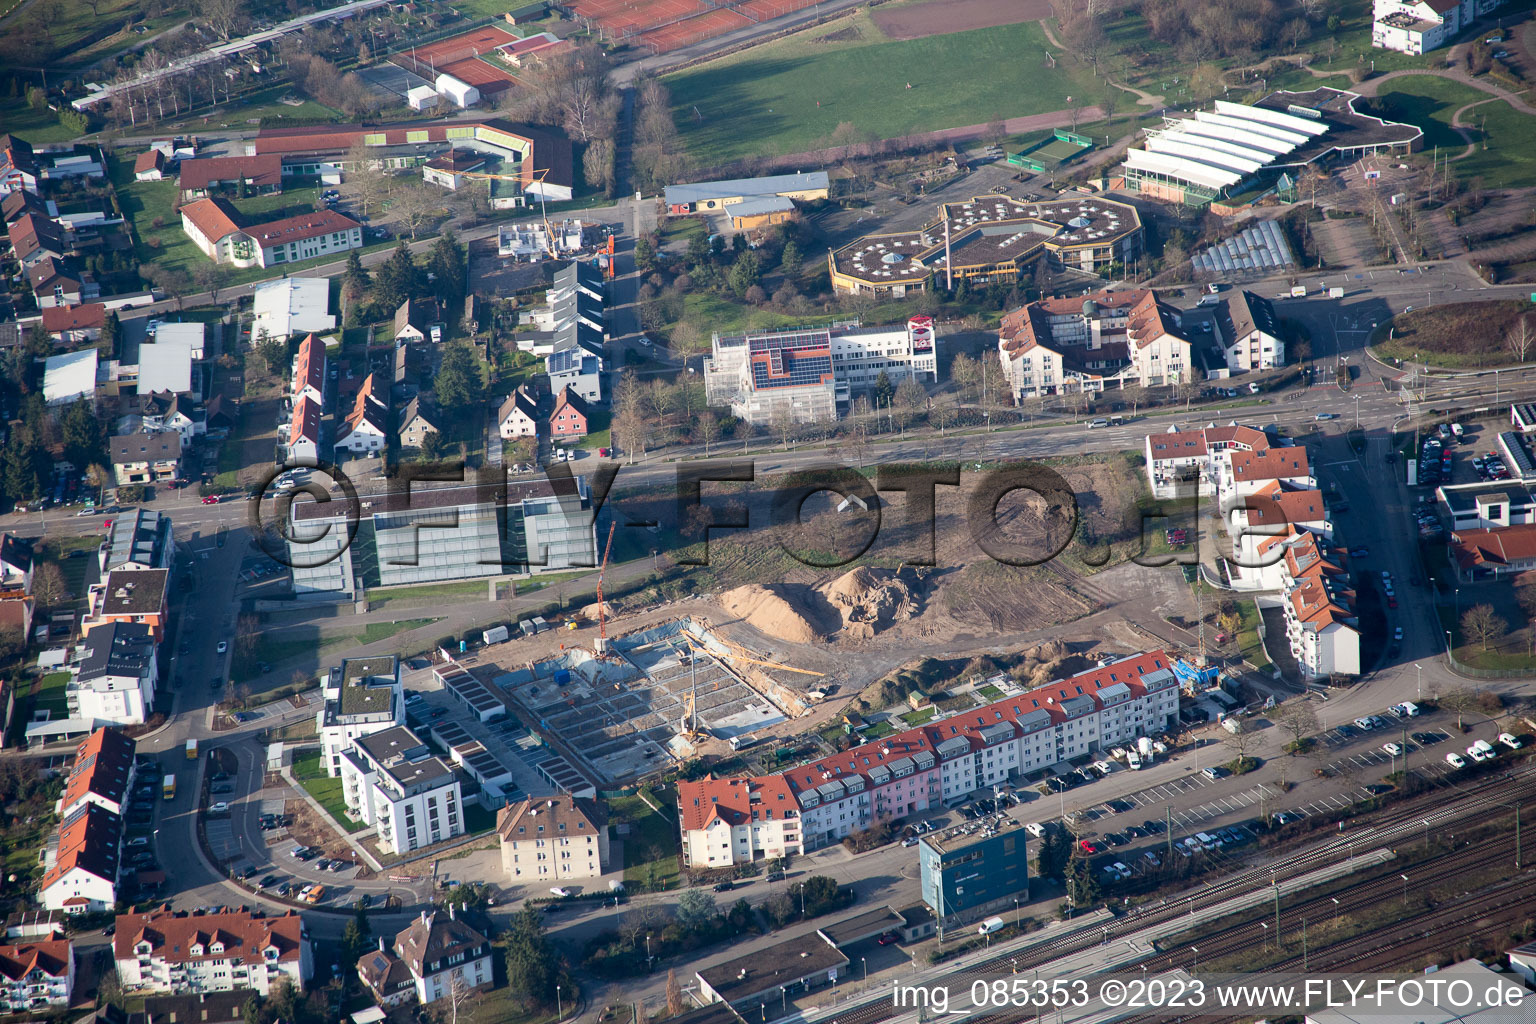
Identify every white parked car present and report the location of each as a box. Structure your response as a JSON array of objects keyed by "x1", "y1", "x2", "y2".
[
  {"x1": 1382, "y1": 742, "x2": 1403, "y2": 757},
  {"x1": 1025, "y1": 822, "x2": 1047, "y2": 838},
  {"x1": 208, "y1": 802, "x2": 230, "y2": 814},
  {"x1": 1092, "y1": 760, "x2": 1116, "y2": 775},
  {"x1": 550, "y1": 887, "x2": 572, "y2": 897},
  {"x1": 1445, "y1": 752, "x2": 1468, "y2": 769},
  {"x1": 1499, "y1": 732, "x2": 1523, "y2": 750}
]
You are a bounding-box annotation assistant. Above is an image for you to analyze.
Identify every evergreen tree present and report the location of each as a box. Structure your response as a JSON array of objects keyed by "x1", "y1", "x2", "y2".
[
  {"x1": 426, "y1": 229, "x2": 467, "y2": 308},
  {"x1": 432, "y1": 340, "x2": 486, "y2": 409},
  {"x1": 3, "y1": 425, "x2": 48, "y2": 501},
  {"x1": 685, "y1": 233, "x2": 710, "y2": 269},
  {"x1": 101, "y1": 311, "x2": 121, "y2": 352},
  {"x1": 504, "y1": 905, "x2": 559, "y2": 1011},
  {"x1": 727, "y1": 251, "x2": 761, "y2": 298},
  {"x1": 780, "y1": 238, "x2": 802, "y2": 277},
  {"x1": 872, "y1": 370, "x2": 896, "y2": 408},
  {"x1": 373, "y1": 238, "x2": 419, "y2": 312},
  {"x1": 61, "y1": 398, "x2": 104, "y2": 470},
  {"x1": 342, "y1": 249, "x2": 371, "y2": 297}
]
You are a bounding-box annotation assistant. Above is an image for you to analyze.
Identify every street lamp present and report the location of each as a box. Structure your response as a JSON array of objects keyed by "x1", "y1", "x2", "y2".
[
  {"x1": 1014, "y1": 897, "x2": 1020, "y2": 928},
  {"x1": 1401, "y1": 874, "x2": 1409, "y2": 906},
  {"x1": 556, "y1": 985, "x2": 563, "y2": 1021},
  {"x1": 1191, "y1": 946, "x2": 1199, "y2": 972},
  {"x1": 1416, "y1": 663, "x2": 1422, "y2": 700}
]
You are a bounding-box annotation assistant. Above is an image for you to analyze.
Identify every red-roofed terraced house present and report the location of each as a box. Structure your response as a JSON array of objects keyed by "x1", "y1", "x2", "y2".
[
  {"x1": 40, "y1": 803, "x2": 122, "y2": 913},
  {"x1": 678, "y1": 651, "x2": 1180, "y2": 857},
  {"x1": 59, "y1": 726, "x2": 136, "y2": 819},
  {"x1": 1143, "y1": 423, "x2": 1293, "y2": 500},
  {"x1": 113, "y1": 905, "x2": 311, "y2": 996}
]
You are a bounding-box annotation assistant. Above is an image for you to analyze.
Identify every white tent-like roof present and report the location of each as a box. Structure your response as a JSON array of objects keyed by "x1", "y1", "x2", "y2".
[{"x1": 1123, "y1": 100, "x2": 1329, "y2": 196}]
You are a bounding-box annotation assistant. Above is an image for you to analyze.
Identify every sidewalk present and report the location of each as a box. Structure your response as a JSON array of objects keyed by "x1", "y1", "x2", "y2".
[{"x1": 277, "y1": 758, "x2": 386, "y2": 872}]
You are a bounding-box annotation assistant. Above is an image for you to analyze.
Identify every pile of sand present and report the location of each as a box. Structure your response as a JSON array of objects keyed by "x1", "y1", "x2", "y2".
[
  {"x1": 579, "y1": 601, "x2": 613, "y2": 623},
  {"x1": 817, "y1": 567, "x2": 917, "y2": 640},
  {"x1": 719, "y1": 585, "x2": 825, "y2": 645},
  {"x1": 1013, "y1": 639, "x2": 1071, "y2": 686}
]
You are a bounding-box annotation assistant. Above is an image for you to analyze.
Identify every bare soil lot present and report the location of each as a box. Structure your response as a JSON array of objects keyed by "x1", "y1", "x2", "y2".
[
  {"x1": 1373, "y1": 299, "x2": 1535, "y2": 368},
  {"x1": 872, "y1": 0, "x2": 1051, "y2": 39}
]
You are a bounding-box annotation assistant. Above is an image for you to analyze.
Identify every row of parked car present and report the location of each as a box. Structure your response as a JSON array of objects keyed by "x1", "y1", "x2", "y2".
[{"x1": 1445, "y1": 735, "x2": 1523, "y2": 769}]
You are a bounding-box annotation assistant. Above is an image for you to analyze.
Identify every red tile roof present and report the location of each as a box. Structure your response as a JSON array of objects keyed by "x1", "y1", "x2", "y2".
[
  {"x1": 1287, "y1": 575, "x2": 1355, "y2": 631},
  {"x1": 245, "y1": 208, "x2": 359, "y2": 249},
  {"x1": 0, "y1": 939, "x2": 71, "y2": 981},
  {"x1": 133, "y1": 150, "x2": 164, "y2": 174},
  {"x1": 1145, "y1": 424, "x2": 1270, "y2": 460},
  {"x1": 177, "y1": 154, "x2": 281, "y2": 191},
  {"x1": 1230, "y1": 447, "x2": 1311, "y2": 484},
  {"x1": 41, "y1": 303, "x2": 106, "y2": 333},
  {"x1": 1450, "y1": 523, "x2": 1536, "y2": 571},
  {"x1": 42, "y1": 803, "x2": 121, "y2": 892},
  {"x1": 677, "y1": 775, "x2": 798, "y2": 831},
  {"x1": 293, "y1": 333, "x2": 325, "y2": 398},
  {"x1": 60, "y1": 727, "x2": 136, "y2": 815},
  {"x1": 291, "y1": 395, "x2": 322, "y2": 446},
  {"x1": 178, "y1": 197, "x2": 243, "y2": 243},
  {"x1": 1240, "y1": 481, "x2": 1328, "y2": 528},
  {"x1": 114, "y1": 906, "x2": 305, "y2": 967}
]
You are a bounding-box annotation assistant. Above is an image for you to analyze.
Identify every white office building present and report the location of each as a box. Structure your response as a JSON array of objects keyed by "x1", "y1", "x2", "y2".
[
  {"x1": 340, "y1": 726, "x2": 464, "y2": 855},
  {"x1": 68, "y1": 622, "x2": 158, "y2": 727}
]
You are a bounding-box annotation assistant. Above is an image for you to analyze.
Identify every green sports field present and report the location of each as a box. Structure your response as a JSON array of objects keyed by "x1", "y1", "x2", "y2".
[{"x1": 665, "y1": 15, "x2": 1111, "y2": 165}]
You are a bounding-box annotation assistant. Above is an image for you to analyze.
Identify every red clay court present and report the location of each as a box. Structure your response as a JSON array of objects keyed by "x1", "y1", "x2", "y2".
[
  {"x1": 638, "y1": 7, "x2": 752, "y2": 52},
  {"x1": 407, "y1": 25, "x2": 519, "y2": 66},
  {"x1": 571, "y1": 0, "x2": 823, "y2": 52},
  {"x1": 439, "y1": 56, "x2": 519, "y2": 94}
]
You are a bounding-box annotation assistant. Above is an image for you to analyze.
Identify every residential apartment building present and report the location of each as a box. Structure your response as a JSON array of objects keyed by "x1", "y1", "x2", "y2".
[
  {"x1": 318, "y1": 656, "x2": 405, "y2": 777},
  {"x1": 287, "y1": 396, "x2": 323, "y2": 463},
  {"x1": 113, "y1": 907, "x2": 310, "y2": 997},
  {"x1": 1283, "y1": 543, "x2": 1361, "y2": 679},
  {"x1": 359, "y1": 909, "x2": 491, "y2": 1007},
  {"x1": 919, "y1": 816, "x2": 1028, "y2": 925},
  {"x1": 704, "y1": 317, "x2": 938, "y2": 425},
  {"x1": 1449, "y1": 522, "x2": 1536, "y2": 580},
  {"x1": 83, "y1": 569, "x2": 170, "y2": 642},
  {"x1": 100, "y1": 509, "x2": 174, "y2": 573},
  {"x1": 676, "y1": 775, "x2": 802, "y2": 869},
  {"x1": 678, "y1": 652, "x2": 1179, "y2": 857},
  {"x1": 109, "y1": 431, "x2": 183, "y2": 486},
  {"x1": 1143, "y1": 424, "x2": 1310, "y2": 500},
  {"x1": 1227, "y1": 480, "x2": 1331, "y2": 574},
  {"x1": 549, "y1": 386, "x2": 589, "y2": 439},
  {"x1": 40, "y1": 803, "x2": 121, "y2": 913},
  {"x1": 0, "y1": 939, "x2": 74, "y2": 1012},
  {"x1": 1372, "y1": 0, "x2": 1478, "y2": 54},
  {"x1": 1, "y1": 534, "x2": 34, "y2": 593},
  {"x1": 69, "y1": 622, "x2": 158, "y2": 726},
  {"x1": 59, "y1": 727, "x2": 136, "y2": 820},
  {"x1": 546, "y1": 343, "x2": 604, "y2": 405},
  {"x1": 496, "y1": 795, "x2": 611, "y2": 883},
  {"x1": 340, "y1": 726, "x2": 464, "y2": 855},
  {"x1": 1217, "y1": 291, "x2": 1284, "y2": 371},
  {"x1": 288, "y1": 479, "x2": 598, "y2": 597},
  {"x1": 998, "y1": 290, "x2": 1193, "y2": 400},
  {"x1": 292, "y1": 333, "x2": 326, "y2": 406}
]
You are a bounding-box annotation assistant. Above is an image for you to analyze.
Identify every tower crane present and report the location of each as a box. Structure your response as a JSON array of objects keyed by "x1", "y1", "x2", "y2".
[{"x1": 595, "y1": 521, "x2": 616, "y2": 655}]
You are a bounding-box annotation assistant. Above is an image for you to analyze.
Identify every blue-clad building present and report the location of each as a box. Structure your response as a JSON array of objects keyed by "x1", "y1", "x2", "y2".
[{"x1": 918, "y1": 815, "x2": 1029, "y2": 933}]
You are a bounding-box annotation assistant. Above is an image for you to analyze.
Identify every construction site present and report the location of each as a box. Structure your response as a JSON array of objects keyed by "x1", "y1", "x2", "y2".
[{"x1": 486, "y1": 617, "x2": 824, "y2": 786}]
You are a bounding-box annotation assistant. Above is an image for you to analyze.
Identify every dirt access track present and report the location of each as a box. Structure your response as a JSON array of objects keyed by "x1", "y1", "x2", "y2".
[{"x1": 872, "y1": 0, "x2": 1052, "y2": 40}]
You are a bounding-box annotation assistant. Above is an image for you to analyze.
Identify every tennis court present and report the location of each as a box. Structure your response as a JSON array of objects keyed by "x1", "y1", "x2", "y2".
[
  {"x1": 735, "y1": 0, "x2": 818, "y2": 21},
  {"x1": 639, "y1": 6, "x2": 753, "y2": 51},
  {"x1": 409, "y1": 25, "x2": 519, "y2": 65},
  {"x1": 596, "y1": 0, "x2": 711, "y2": 36},
  {"x1": 440, "y1": 55, "x2": 520, "y2": 94}
]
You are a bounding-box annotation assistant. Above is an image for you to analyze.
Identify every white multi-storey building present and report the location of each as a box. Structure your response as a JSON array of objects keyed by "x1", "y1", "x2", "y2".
[
  {"x1": 1218, "y1": 291, "x2": 1285, "y2": 371},
  {"x1": 68, "y1": 622, "x2": 158, "y2": 727},
  {"x1": 0, "y1": 939, "x2": 74, "y2": 1012},
  {"x1": 703, "y1": 317, "x2": 939, "y2": 425},
  {"x1": 39, "y1": 805, "x2": 121, "y2": 914},
  {"x1": 384, "y1": 909, "x2": 492, "y2": 1006},
  {"x1": 496, "y1": 795, "x2": 611, "y2": 883},
  {"x1": 340, "y1": 726, "x2": 464, "y2": 855},
  {"x1": 318, "y1": 656, "x2": 404, "y2": 777},
  {"x1": 1372, "y1": 0, "x2": 1477, "y2": 54},
  {"x1": 1144, "y1": 424, "x2": 1312, "y2": 500},
  {"x1": 998, "y1": 290, "x2": 1193, "y2": 400},
  {"x1": 113, "y1": 907, "x2": 310, "y2": 997},
  {"x1": 679, "y1": 651, "x2": 1180, "y2": 856}
]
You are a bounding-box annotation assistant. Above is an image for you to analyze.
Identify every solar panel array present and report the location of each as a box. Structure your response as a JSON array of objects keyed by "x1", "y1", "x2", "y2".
[
  {"x1": 440, "y1": 666, "x2": 508, "y2": 719},
  {"x1": 1191, "y1": 220, "x2": 1296, "y2": 275},
  {"x1": 750, "y1": 349, "x2": 832, "y2": 391}
]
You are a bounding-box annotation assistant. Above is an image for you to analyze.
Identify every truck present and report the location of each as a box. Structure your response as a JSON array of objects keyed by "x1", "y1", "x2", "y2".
[
  {"x1": 1290, "y1": 285, "x2": 1307, "y2": 298},
  {"x1": 977, "y1": 916, "x2": 1006, "y2": 936},
  {"x1": 162, "y1": 774, "x2": 176, "y2": 800},
  {"x1": 185, "y1": 739, "x2": 198, "y2": 760},
  {"x1": 1327, "y1": 287, "x2": 1344, "y2": 299},
  {"x1": 1126, "y1": 748, "x2": 1143, "y2": 770}
]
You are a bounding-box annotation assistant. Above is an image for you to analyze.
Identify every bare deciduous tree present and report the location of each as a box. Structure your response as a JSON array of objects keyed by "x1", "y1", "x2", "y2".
[
  {"x1": 1274, "y1": 700, "x2": 1320, "y2": 750},
  {"x1": 1507, "y1": 314, "x2": 1534, "y2": 364},
  {"x1": 1460, "y1": 604, "x2": 1505, "y2": 652}
]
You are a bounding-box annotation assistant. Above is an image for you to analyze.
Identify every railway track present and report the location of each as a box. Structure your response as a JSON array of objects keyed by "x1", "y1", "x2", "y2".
[{"x1": 812, "y1": 766, "x2": 1536, "y2": 1024}]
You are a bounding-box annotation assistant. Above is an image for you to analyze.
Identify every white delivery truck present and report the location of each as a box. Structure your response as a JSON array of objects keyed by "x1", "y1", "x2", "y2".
[
  {"x1": 1127, "y1": 748, "x2": 1143, "y2": 770},
  {"x1": 1327, "y1": 287, "x2": 1344, "y2": 298},
  {"x1": 978, "y1": 916, "x2": 1006, "y2": 936}
]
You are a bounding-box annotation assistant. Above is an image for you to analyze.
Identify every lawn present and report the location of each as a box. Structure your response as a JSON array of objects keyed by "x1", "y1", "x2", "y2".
[
  {"x1": 34, "y1": 672, "x2": 72, "y2": 717},
  {"x1": 1373, "y1": 77, "x2": 1536, "y2": 190},
  {"x1": 899, "y1": 706, "x2": 937, "y2": 726},
  {"x1": 1372, "y1": 300, "x2": 1536, "y2": 368},
  {"x1": 367, "y1": 579, "x2": 497, "y2": 608},
  {"x1": 1232, "y1": 599, "x2": 1271, "y2": 671},
  {"x1": 666, "y1": 17, "x2": 1109, "y2": 164},
  {"x1": 291, "y1": 750, "x2": 368, "y2": 832},
  {"x1": 357, "y1": 617, "x2": 441, "y2": 644},
  {"x1": 610, "y1": 794, "x2": 681, "y2": 891},
  {"x1": 0, "y1": 97, "x2": 80, "y2": 144}
]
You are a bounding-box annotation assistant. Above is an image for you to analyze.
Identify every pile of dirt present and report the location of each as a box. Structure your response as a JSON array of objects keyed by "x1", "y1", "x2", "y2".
[
  {"x1": 579, "y1": 601, "x2": 613, "y2": 623},
  {"x1": 1012, "y1": 639, "x2": 1070, "y2": 687},
  {"x1": 817, "y1": 567, "x2": 918, "y2": 640},
  {"x1": 719, "y1": 585, "x2": 826, "y2": 645}
]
